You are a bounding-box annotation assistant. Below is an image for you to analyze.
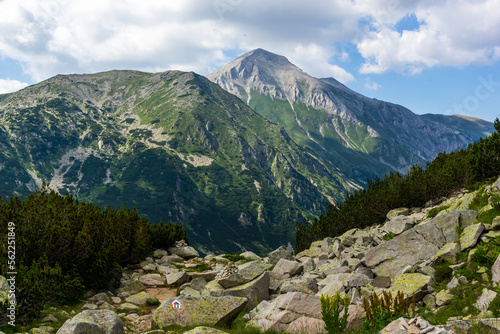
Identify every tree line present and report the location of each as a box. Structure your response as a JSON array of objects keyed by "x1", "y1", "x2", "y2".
[
  {"x1": 0, "y1": 186, "x2": 187, "y2": 324},
  {"x1": 295, "y1": 118, "x2": 500, "y2": 253}
]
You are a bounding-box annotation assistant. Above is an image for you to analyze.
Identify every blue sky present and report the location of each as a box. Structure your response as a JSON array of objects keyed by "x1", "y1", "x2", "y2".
[{"x1": 0, "y1": 0, "x2": 499, "y2": 122}]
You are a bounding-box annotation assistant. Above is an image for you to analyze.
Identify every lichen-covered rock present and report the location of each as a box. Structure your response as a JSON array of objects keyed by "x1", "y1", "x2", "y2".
[
  {"x1": 436, "y1": 290, "x2": 454, "y2": 307},
  {"x1": 56, "y1": 310, "x2": 125, "y2": 334},
  {"x1": 168, "y1": 246, "x2": 200, "y2": 259},
  {"x1": 90, "y1": 293, "x2": 111, "y2": 304},
  {"x1": 271, "y1": 259, "x2": 303, "y2": 277},
  {"x1": 492, "y1": 254, "x2": 500, "y2": 283},
  {"x1": 460, "y1": 223, "x2": 484, "y2": 250},
  {"x1": 118, "y1": 303, "x2": 139, "y2": 312},
  {"x1": 287, "y1": 316, "x2": 325, "y2": 334},
  {"x1": 125, "y1": 291, "x2": 157, "y2": 306},
  {"x1": 117, "y1": 280, "x2": 146, "y2": 295},
  {"x1": 201, "y1": 280, "x2": 224, "y2": 298},
  {"x1": 386, "y1": 208, "x2": 410, "y2": 220},
  {"x1": 435, "y1": 243, "x2": 461, "y2": 264},
  {"x1": 151, "y1": 296, "x2": 247, "y2": 329},
  {"x1": 0, "y1": 276, "x2": 8, "y2": 304},
  {"x1": 190, "y1": 277, "x2": 208, "y2": 292},
  {"x1": 388, "y1": 273, "x2": 432, "y2": 301},
  {"x1": 153, "y1": 249, "x2": 168, "y2": 258},
  {"x1": 221, "y1": 272, "x2": 269, "y2": 311},
  {"x1": 295, "y1": 246, "x2": 323, "y2": 258}
]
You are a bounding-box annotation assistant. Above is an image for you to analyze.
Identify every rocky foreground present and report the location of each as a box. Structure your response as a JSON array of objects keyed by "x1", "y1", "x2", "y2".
[{"x1": 2, "y1": 178, "x2": 500, "y2": 334}]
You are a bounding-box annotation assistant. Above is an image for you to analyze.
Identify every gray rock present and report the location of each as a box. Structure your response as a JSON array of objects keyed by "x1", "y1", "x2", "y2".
[
  {"x1": 280, "y1": 276, "x2": 318, "y2": 295},
  {"x1": 182, "y1": 327, "x2": 229, "y2": 334},
  {"x1": 41, "y1": 314, "x2": 58, "y2": 322},
  {"x1": 240, "y1": 251, "x2": 261, "y2": 261},
  {"x1": 217, "y1": 260, "x2": 267, "y2": 289},
  {"x1": 387, "y1": 208, "x2": 410, "y2": 220},
  {"x1": 435, "y1": 243, "x2": 461, "y2": 264},
  {"x1": 168, "y1": 246, "x2": 200, "y2": 259},
  {"x1": 166, "y1": 271, "x2": 189, "y2": 286},
  {"x1": 271, "y1": 259, "x2": 303, "y2": 277},
  {"x1": 56, "y1": 310, "x2": 125, "y2": 334},
  {"x1": 140, "y1": 274, "x2": 164, "y2": 287},
  {"x1": 267, "y1": 246, "x2": 294, "y2": 265},
  {"x1": 190, "y1": 277, "x2": 208, "y2": 292},
  {"x1": 365, "y1": 211, "x2": 467, "y2": 278},
  {"x1": 117, "y1": 280, "x2": 146, "y2": 295},
  {"x1": 436, "y1": 290, "x2": 454, "y2": 307},
  {"x1": 459, "y1": 223, "x2": 484, "y2": 250},
  {"x1": 383, "y1": 216, "x2": 416, "y2": 235},
  {"x1": 153, "y1": 249, "x2": 168, "y2": 258},
  {"x1": 379, "y1": 317, "x2": 408, "y2": 334},
  {"x1": 90, "y1": 293, "x2": 111, "y2": 304},
  {"x1": 125, "y1": 291, "x2": 157, "y2": 306},
  {"x1": 152, "y1": 295, "x2": 247, "y2": 328},
  {"x1": 221, "y1": 272, "x2": 270, "y2": 311},
  {"x1": 347, "y1": 273, "x2": 371, "y2": 288},
  {"x1": 369, "y1": 276, "x2": 391, "y2": 289}
]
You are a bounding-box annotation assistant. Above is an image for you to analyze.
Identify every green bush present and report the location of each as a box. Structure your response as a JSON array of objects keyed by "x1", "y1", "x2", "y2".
[
  {"x1": 320, "y1": 292, "x2": 350, "y2": 334},
  {"x1": 148, "y1": 221, "x2": 188, "y2": 250}
]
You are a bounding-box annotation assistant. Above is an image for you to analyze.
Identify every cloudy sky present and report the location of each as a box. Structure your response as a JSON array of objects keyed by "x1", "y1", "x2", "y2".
[{"x1": 1, "y1": 0, "x2": 499, "y2": 121}]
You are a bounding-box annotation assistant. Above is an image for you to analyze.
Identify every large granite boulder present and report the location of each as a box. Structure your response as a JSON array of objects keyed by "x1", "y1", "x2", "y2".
[
  {"x1": 117, "y1": 280, "x2": 146, "y2": 295},
  {"x1": 57, "y1": 310, "x2": 125, "y2": 334},
  {"x1": 388, "y1": 273, "x2": 433, "y2": 301},
  {"x1": 168, "y1": 246, "x2": 200, "y2": 259},
  {"x1": 151, "y1": 296, "x2": 247, "y2": 329},
  {"x1": 246, "y1": 292, "x2": 323, "y2": 334},
  {"x1": 221, "y1": 272, "x2": 270, "y2": 311},
  {"x1": 364, "y1": 211, "x2": 471, "y2": 277},
  {"x1": 267, "y1": 246, "x2": 294, "y2": 265},
  {"x1": 217, "y1": 260, "x2": 267, "y2": 289},
  {"x1": 383, "y1": 216, "x2": 416, "y2": 235},
  {"x1": 140, "y1": 274, "x2": 164, "y2": 287},
  {"x1": 459, "y1": 223, "x2": 484, "y2": 250},
  {"x1": 125, "y1": 291, "x2": 157, "y2": 306},
  {"x1": 271, "y1": 259, "x2": 303, "y2": 277}
]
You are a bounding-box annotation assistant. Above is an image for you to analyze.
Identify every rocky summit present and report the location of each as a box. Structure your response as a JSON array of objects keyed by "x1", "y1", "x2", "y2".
[
  {"x1": 208, "y1": 49, "x2": 494, "y2": 185},
  {"x1": 4, "y1": 176, "x2": 500, "y2": 333}
]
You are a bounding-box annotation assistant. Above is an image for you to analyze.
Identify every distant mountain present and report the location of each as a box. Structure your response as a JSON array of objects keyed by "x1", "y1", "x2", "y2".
[
  {"x1": 208, "y1": 48, "x2": 494, "y2": 184},
  {"x1": 0, "y1": 70, "x2": 351, "y2": 255}
]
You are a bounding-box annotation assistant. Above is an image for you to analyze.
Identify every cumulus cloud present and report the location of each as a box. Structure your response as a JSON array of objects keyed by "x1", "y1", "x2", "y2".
[
  {"x1": 355, "y1": 0, "x2": 500, "y2": 74},
  {"x1": 0, "y1": 78, "x2": 28, "y2": 94},
  {"x1": 0, "y1": 0, "x2": 498, "y2": 83},
  {"x1": 364, "y1": 78, "x2": 381, "y2": 91}
]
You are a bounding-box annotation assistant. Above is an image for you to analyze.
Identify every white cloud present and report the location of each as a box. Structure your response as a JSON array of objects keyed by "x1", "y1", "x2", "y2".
[
  {"x1": 0, "y1": 78, "x2": 28, "y2": 94},
  {"x1": 364, "y1": 78, "x2": 381, "y2": 91},
  {"x1": 355, "y1": 0, "x2": 500, "y2": 74},
  {"x1": 0, "y1": 0, "x2": 498, "y2": 82}
]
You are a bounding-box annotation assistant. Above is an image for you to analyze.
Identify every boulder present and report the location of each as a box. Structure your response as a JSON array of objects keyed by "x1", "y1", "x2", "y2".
[
  {"x1": 383, "y1": 216, "x2": 416, "y2": 235},
  {"x1": 90, "y1": 293, "x2": 111, "y2": 304},
  {"x1": 492, "y1": 217, "x2": 500, "y2": 231},
  {"x1": 166, "y1": 271, "x2": 189, "y2": 286},
  {"x1": 140, "y1": 274, "x2": 164, "y2": 287},
  {"x1": 217, "y1": 260, "x2": 267, "y2": 289},
  {"x1": 117, "y1": 303, "x2": 139, "y2": 312},
  {"x1": 436, "y1": 290, "x2": 454, "y2": 307},
  {"x1": 369, "y1": 276, "x2": 391, "y2": 289},
  {"x1": 492, "y1": 254, "x2": 500, "y2": 283},
  {"x1": 125, "y1": 291, "x2": 157, "y2": 306},
  {"x1": 190, "y1": 277, "x2": 208, "y2": 292},
  {"x1": 117, "y1": 280, "x2": 146, "y2": 295},
  {"x1": 347, "y1": 273, "x2": 371, "y2": 288},
  {"x1": 183, "y1": 327, "x2": 229, "y2": 334},
  {"x1": 379, "y1": 317, "x2": 409, "y2": 334},
  {"x1": 57, "y1": 310, "x2": 125, "y2": 334},
  {"x1": 267, "y1": 246, "x2": 294, "y2": 265},
  {"x1": 280, "y1": 276, "x2": 318, "y2": 295},
  {"x1": 460, "y1": 223, "x2": 484, "y2": 250},
  {"x1": 287, "y1": 316, "x2": 325, "y2": 334},
  {"x1": 240, "y1": 251, "x2": 261, "y2": 261},
  {"x1": 168, "y1": 246, "x2": 199, "y2": 259},
  {"x1": 0, "y1": 276, "x2": 8, "y2": 304},
  {"x1": 295, "y1": 246, "x2": 323, "y2": 258},
  {"x1": 365, "y1": 211, "x2": 467, "y2": 278},
  {"x1": 247, "y1": 292, "x2": 322, "y2": 333},
  {"x1": 221, "y1": 272, "x2": 270, "y2": 311},
  {"x1": 153, "y1": 249, "x2": 168, "y2": 258},
  {"x1": 151, "y1": 296, "x2": 247, "y2": 329},
  {"x1": 271, "y1": 259, "x2": 303, "y2": 277},
  {"x1": 435, "y1": 243, "x2": 461, "y2": 264},
  {"x1": 388, "y1": 273, "x2": 432, "y2": 301},
  {"x1": 475, "y1": 288, "x2": 497, "y2": 311},
  {"x1": 126, "y1": 314, "x2": 152, "y2": 333},
  {"x1": 201, "y1": 280, "x2": 224, "y2": 298},
  {"x1": 386, "y1": 208, "x2": 410, "y2": 220}
]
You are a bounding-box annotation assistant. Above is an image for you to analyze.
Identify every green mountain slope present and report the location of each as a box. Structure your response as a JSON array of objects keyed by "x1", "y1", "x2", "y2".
[
  {"x1": 207, "y1": 49, "x2": 495, "y2": 185},
  {"x1": 0, "y1": 70, "x2": 350, "y2": 255}
]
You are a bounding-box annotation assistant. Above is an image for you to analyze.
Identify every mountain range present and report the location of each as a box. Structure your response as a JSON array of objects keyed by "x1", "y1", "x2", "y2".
[{"x1": 0, "y1": 49, "x2": 494, "y2": 255}]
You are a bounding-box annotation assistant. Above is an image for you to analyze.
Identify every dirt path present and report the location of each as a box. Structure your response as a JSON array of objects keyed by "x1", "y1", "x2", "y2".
[{"x1": 146, "y1": 287, "x2": 177, "y2": 303}]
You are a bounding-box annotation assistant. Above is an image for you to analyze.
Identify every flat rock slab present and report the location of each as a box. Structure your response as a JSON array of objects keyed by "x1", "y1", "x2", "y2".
[
  {"x1": 57, "y1": 310, "x2": 125, "y2": 334},
  {"x1": 151, "y1": 295, "x2": 247, "y2": 329},
  {"x1": 222, "y1": 272, "x2": 270, "y2": 311},
  {"x1": 460, "y1": 223, "x2": 484, "y2": 250}
]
